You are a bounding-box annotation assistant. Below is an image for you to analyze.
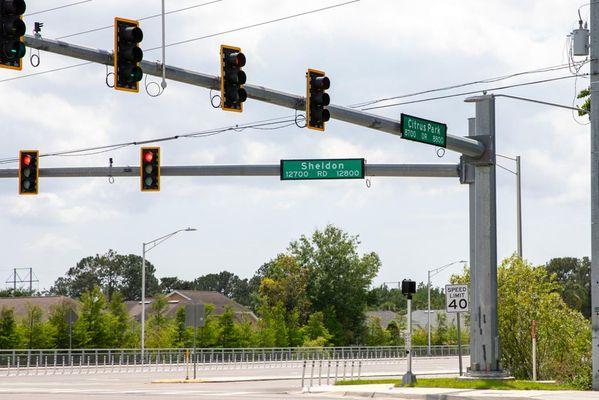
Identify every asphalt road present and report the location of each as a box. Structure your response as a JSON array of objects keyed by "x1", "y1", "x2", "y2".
[{"x1": 0, "y1": 356, "x2": 463, "y2": 399}]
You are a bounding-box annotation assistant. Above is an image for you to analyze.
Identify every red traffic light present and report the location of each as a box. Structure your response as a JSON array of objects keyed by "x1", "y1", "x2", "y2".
[
  {"x1": 144, "y1": 151, "x2": 154, "y2": 163},
  {"x1": 22, "y1": 154, "x2": 31, "y2": 166}
]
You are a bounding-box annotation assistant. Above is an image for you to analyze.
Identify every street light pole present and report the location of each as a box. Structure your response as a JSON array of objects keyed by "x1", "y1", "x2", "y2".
[
  {"x1": 140, "y1": 227, "x2": 197, "y2": 363},
  {"x1": 427, "y1": 260, "x2": 467, "y2": 356},
  {"x1": 516, "y1": 155, "x2": 522, "y2": 258},
  {"x1": 496, "y1": 154, "x2": 523, "y2": 258}
]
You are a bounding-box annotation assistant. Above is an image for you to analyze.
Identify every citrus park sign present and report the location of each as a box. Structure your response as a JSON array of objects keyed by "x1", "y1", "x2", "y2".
[
  {"x1": 401, "y1": 113, "x2": 447, "y2": 148},
  {"x1": 445, "y1": 284, "x2": 469, "y2": 313}
]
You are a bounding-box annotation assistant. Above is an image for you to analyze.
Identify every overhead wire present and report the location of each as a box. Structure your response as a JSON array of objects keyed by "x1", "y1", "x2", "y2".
[
  {"x1": 0, "y1": 116, "x2": 297, "y2": 165},
  {"x1": 24, "y1": 0, "x2": 92, "y2": 17},
  {"x1": 359, "y1": 74, "x2": 587, "y2": 111},
  {"x1": 0, "y1": 0, "x2": 360, "y2": 85},
  {"x1": 350, "y1": 63, "x2": 586, "y2": 108},
  {"x1": 55, "y1": 0, "x2": 223, "y2": 40},
  {"x1": 143, "y1": 0, "x2": 360, "y2": 52}
]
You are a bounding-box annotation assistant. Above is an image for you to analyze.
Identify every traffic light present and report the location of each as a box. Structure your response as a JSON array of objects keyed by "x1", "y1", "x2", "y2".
[
  {"x1": 140, "y1": 147, "x2": 160, "y2": 192},
  {"x1": 306, "y1": 69, "x2": 331, "y2": 131},
  {"x1": 114, "y1": 17, "x2": 143, "y2": 92},
  {"x1": 220, "y1": 45, "x2": 247, "y2": 112},
  {"x1": 0, "y1": 0, "x2": 26, "y2": 70},
  {"x1": 19, "y1": 150, "x2": 38, "y2": 195}
]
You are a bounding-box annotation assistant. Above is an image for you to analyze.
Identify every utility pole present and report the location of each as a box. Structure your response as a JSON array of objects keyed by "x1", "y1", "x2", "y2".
[
  {"x1": 464, "y1": 94, "x2": 502, "y2": 376},
  {"x1": 591, "y1": 0, "x2": 599, "y2": 390}
]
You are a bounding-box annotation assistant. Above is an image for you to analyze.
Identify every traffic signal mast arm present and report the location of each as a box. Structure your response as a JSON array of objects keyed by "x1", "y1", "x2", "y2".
[
  {"x1": 22, "y1": 35, "x2": 485, "y2": 158},
  {"x1": 0, "y1": 163, "x2": 460, "y2": 178}
]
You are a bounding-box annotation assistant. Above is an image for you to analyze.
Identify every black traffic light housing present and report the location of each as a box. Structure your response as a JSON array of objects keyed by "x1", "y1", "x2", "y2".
[
  {"x1": 306, "y1": 69, "x2": 330, "y2": 131},
  {"x1": 114, "y1": 17, "x2": 143, "y2": 92},
  {"x1": 401, "y1": 279, "x2": 416, "y2": 299},
  {"x1": 19, "y1": 150, "x2": 38, "y2": 195},
  {"x1": 220, "y1": 44, "x2": 247, "y2": 112},
  {"x1": 140, "y1": 147, "x2": 160, "y2": 192},
  {"x1": 0, "y1": 0, "x2": 26, "y2": 70}
]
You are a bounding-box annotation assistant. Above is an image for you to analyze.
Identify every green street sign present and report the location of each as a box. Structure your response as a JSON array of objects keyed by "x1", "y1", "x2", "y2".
[
  {"x1": 400, "y1": 113, "x2": 447, "y2": 148},
  {"x1": 280, "y1": 159, "x2": 365, "y2": 180}
]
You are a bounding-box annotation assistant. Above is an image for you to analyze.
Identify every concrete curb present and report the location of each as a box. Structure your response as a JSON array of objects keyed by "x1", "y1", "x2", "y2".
[{"x1": 303, "y1": 385, "x2": 592, "y2": 400}]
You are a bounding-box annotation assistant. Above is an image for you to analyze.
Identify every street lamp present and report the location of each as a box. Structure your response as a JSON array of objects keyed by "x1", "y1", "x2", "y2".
[
  {"x1": 427, "y1": 260, "x2": 466, "y2": 356},
  {"x1": 141, "y1": 227, "x2": 196, "y2": 361}
]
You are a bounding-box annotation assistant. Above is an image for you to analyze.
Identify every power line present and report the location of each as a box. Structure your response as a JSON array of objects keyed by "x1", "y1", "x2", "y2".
[
  {"x1": 0, "y1": 61, "x2": 94, "y2": 84},
  {"x1": 360, "y1": 74, "x2": 586, "y2": 111},
  {"x1": 0, "y1": 116, "x2": 297, "y2": 165},
  {"x1": 25, "y1": 0, "x2": 92, "y2": 17},
  {"x1": 143, "y1": 0, "x2": 361, "y2": 51},
  {"x1": 1, "y1": 0, "x2": 359, "y2": 85},
  {"x1": 351, "y1": 62, "x2": 586, "y2": 108},
  {"x1": 55, "y1": 0, "x2": 223, "y2": 40}
]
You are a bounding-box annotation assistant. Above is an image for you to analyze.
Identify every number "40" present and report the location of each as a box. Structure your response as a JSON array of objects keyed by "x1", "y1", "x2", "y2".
[{"x1": 448, "y1": 298, "x2": 468, "y2": 309}]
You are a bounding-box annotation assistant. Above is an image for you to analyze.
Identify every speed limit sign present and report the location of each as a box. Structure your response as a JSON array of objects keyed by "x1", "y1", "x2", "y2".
[{"x1": 445, "y1": 284, "x2": 469, "y2": 313}]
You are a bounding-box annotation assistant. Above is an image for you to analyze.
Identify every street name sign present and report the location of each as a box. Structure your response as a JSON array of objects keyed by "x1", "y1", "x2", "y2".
[
  {"x1": 400, "y1": 113, "x2": 447, "y2": 148},
  {"x1": 445, "y1": 284, "x2": 469, "y2": 313},
  {"x1": 280, "y1": 158, "x2": 365, "y2": 180}
]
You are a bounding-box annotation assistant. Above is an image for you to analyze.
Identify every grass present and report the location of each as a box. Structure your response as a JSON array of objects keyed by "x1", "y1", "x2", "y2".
[{"x1": 335, "y1": 377, "x2": 578, "y2": 391}]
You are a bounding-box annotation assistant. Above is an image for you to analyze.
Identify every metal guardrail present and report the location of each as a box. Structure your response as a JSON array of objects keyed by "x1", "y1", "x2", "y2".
[{"x1": 0, "y1": 345, "x2": 469, "y2": 376}]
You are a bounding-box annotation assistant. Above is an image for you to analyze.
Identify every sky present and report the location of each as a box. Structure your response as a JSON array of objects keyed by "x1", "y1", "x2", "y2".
[{"x1": 0, "y1": 0, "x2": 591, "y2": 292}]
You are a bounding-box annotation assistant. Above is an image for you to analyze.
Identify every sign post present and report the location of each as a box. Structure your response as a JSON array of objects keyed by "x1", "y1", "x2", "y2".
[
  {"x1": 401, "y1": 279, "x2": 417, "y2": 386},
  {"x1": 445, "y1": 284, "x2": 469, "y2": 376},
  {"x1": 400, "y1": 114, "x2": 447, "y2": 147},
  {"x1": 280, "y1": 158, "x2": 365, "y2": 180},
  {"x1": 185, "y1": 303, "x2": 205, "y2": 380}
]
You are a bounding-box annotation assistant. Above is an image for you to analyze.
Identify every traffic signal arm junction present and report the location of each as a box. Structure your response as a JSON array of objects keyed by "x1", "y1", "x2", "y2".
[{"x1": 21, "y1": 34, "x2": 485, "y2": 158}]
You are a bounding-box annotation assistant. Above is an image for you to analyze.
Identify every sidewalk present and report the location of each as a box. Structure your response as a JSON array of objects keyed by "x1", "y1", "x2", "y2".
[{"x1": 304, "y1": 384, "x2": 599, "y2": 399}]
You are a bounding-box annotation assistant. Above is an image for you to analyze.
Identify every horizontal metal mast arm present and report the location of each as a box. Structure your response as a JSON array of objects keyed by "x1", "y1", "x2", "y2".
[
  {"x1": 23, "y1": 35, "x2": 485, "y2": 158},
  {"x1": 0, "y1": 164, "x2": 459, "y2": 178}
]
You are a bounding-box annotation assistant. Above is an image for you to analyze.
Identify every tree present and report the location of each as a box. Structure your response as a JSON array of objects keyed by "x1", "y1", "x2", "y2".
[
  {"x1": 300, "y1": 311, "x2": 332, "y2": 347},
  {"x1": 364, "y1": 317, "x2": 389, "y2": 346},
  {"x1": 452, "y1": 256, "x2": 591, "y2": 388},
  {"x1": 545, "y1": 257, "x2": 591, "y2": 318},
  {"x1": 173, "y1": 307, "x2": 190, "y2": 348},
  {"x1": 0, "y1": 288, "x2": 34, "y2": 297},
  {"x1": 432, "y1": 312, "x2": 448, "y2": 345},
  {"x1": 50, "y1": 250, "x2": 160, "y2": 300},
  {"x1": 577, "y1": 87, "x2": 590, "y2": 117},
  {"x1": 196, "y1": 304, "x2": 218, "y2": 348},
  {"x1": 73, "y1": 286, "x2": 111, "y2": 348},
  {"x1": 107, "y1": 292, "x2": 135, "y2": 348},
  {"x1": 257, "y1": 254, "x2": 311, "y2": 322},
  {"x1": 289, "y1": 225, "x2": 380, "y2": 345},
  {"x1": 218, "y1": 306, "x2": 237, "y2": 347},
  {"x1": 145, "y1": 295, "x2": 175, "y2": 348},
  {"x1": 386, "y1": 318, "x2": 405, "y2": 346},
  {"x1": 193, "y1": 271, "x2": 251, "y2": 306},
  {"x1": 47, "y1": 302, "x2": 76, "y2": 349},
  {"x1": 0, "y1": 308, "x2": 20, "y2": 349},
  {"x1": 160, "y1": 277, "x2": 193, "y2": 293},
  {"x1": 412, "y1": 283, "x2": 445, "y2": 311},
  {"x1": 21, "y1": 304, "x2": 53, "y2": 349}
]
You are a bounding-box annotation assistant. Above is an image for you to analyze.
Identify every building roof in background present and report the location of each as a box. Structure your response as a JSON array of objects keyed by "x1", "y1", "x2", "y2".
[
  {"x1": 366, "y1": 310, "x2": 399, "y2": 328},
  {"x1": 125, "y1": 290, "x2": 257, "y2": 323},
  {"x1": 411, "y1": 310, "x2": 460, "y2": 329},
  {"x1": 367, "y1": 309, "x2": 466, "y2": 329},
  {"x1": 0, "y1": 296, "x2": 79, "y2": 321}
]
